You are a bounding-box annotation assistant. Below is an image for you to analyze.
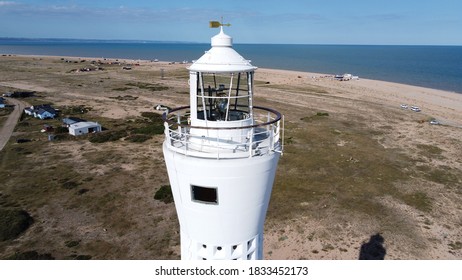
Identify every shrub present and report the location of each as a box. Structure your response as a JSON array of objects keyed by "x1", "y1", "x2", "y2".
[
  {"x1": 74, "y1": 255, "x2": 92, "y2": 260},
  {"x1": 65, "y1": 240, "x2": 80, "y2": 248},
  {"x1": 53, "y1": 133, "x2": 75, "y2": 141},
  {"x1": 89, "y1": 130, "x2": 127, "y2": 143},
  {"x1": 62, "y1": 180, "x2": 80, "y2": 189},
  {"x1": 154, "y1": 185, "x2": 174, "y2": 204},
  {"x1": 54, "y1": 126, "x2": 69, "y2": 134},
  {"x1": 0, "y1": 209, "x2": 34, "y2": 241},
  {"x1": 141, "y1": 111, "x2": 164, "y2": 125},
  {"x1": 0, "y1": 107, "x2": 14, "y2": 116},
  {"x1": 126, "y1": 134, "x2": 152, "y2": 143},
  {"x1": 77, "y1": 188, "x2": 90, "y2": 195},
  {"x1": 6, "y1": 251, "x2": 54, "y2": 260},
  {"x1": 126, "y1": 82, "x2": 169, "y2": 91},
  {"x1": 301, "y1": 112, "x2": 329, "y2": 122},
  {"x1": 131, "y1": 125, "x2": 164, "y2": 135},
  {"x1": 61, "y1": 105, "x2": 92, "y2": 115}
]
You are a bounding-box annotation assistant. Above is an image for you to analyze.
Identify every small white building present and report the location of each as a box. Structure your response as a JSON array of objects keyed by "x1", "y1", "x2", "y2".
[{"x1": 69, "y1": 121, "x2": 101, "y2": 136}]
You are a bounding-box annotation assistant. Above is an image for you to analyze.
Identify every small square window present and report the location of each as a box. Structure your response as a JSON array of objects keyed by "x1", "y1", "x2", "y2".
[{"x1": 191, "y1": 185, "x2": 218, "y2": 204}]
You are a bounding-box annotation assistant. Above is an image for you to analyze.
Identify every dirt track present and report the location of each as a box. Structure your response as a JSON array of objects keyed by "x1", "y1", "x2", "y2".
[{"x1": 0, "y1": 97, "x2": 29, "y2": 151}]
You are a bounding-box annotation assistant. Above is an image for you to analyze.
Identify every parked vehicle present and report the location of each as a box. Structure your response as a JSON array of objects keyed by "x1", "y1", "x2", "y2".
[{"x1": 411, "y1": 106, "x2": 421, "y2": 112}]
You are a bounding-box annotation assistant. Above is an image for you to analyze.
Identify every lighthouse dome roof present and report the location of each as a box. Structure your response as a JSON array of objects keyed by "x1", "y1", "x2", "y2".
[{"x1": 189, "y1": 28, "x2": 256, "y2": 73}]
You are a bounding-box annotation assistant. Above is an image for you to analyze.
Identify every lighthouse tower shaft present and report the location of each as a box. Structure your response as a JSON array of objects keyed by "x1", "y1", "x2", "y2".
[{"x1": 162, "y1": 26, "x2": 283, "y2": 260}]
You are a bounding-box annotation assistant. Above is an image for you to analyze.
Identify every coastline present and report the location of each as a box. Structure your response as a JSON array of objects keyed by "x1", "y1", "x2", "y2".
[
  {"x1": 257, "y1": 67, "x2": 462, "y2": 126},
  {"x1": 3, "y1": 54, "x2": 462, "y2": 125},
  {"x1": 2, "y1": 43, "x2": 462, "y2": 94},
  {"x1": 1, "y1": 54, "x2": 461, "y2": 260}
]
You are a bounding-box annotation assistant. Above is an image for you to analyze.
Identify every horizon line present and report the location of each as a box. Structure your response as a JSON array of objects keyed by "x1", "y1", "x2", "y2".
[{"x1": 0, "y1": 37, "x2": 461, "y2": 47}]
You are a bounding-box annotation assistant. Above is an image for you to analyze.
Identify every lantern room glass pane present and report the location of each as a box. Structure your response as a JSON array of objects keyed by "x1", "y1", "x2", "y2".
[{"x1": 196, "y1": 72, "x2": 251, "y2": 121}]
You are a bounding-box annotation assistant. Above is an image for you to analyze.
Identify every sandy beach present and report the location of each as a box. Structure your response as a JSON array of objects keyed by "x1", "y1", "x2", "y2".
[
  {"x1": 0, "y1": 54, "x2": 461, "y2": 260},
  {"x1": 255, "y1": 68, "x2": 462, "y2": 259}
]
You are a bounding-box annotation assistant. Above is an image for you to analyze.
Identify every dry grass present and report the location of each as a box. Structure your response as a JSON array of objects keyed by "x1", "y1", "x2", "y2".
[
  {"x1": 1, "y1": 55, "x2": 461, "y2": 260},
  {"x1": 269, "y1": 109, "x2": 413, "y2": 222}
]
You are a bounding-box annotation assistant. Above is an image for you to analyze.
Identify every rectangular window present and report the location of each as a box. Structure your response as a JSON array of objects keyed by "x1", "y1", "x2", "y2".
[{"x1": 191, "y1": 185, "x2": 218, "y2": 204}]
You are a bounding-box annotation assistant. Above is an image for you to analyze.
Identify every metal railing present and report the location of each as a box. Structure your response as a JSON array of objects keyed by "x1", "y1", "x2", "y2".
[{"x1": 163, "y1": 106, "x2": 283, "y2": 159}]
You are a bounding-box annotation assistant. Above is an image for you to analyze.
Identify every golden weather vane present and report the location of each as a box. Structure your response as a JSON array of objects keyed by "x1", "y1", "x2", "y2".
[{"x1": 209, "y1": 17, "x2": 231, "y2": 28}]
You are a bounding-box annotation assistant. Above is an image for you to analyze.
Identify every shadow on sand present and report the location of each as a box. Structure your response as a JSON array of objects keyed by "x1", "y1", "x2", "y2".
[{"x1": 359, "y1": 233, "x2": 386, "y2": 260}]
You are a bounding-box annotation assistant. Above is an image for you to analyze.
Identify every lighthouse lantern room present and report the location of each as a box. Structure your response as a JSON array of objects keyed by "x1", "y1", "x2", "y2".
[{"x1": 162, "y1": 22, "x2": 283, "y2": 260}]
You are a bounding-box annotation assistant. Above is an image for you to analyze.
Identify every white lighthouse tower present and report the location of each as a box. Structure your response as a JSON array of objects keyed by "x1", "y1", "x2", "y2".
[{"x1": 162, "y1": 22, "x2": 283, "y2": 260}]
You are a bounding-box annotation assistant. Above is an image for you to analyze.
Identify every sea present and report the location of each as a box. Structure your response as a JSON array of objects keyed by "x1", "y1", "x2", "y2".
[{"x1": 1, "y1": 38, "x2": 461, "y2": 94}]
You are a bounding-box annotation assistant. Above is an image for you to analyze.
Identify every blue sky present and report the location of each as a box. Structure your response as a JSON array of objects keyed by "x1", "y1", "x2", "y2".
[{"x1": 0, "y1": 0, "x2": 461, "y2": 45}]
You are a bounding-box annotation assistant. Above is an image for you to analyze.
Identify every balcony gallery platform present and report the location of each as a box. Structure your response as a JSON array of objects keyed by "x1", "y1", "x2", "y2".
[{"x1": 163, "y1": 105, "x2": 283, "y2": 159}]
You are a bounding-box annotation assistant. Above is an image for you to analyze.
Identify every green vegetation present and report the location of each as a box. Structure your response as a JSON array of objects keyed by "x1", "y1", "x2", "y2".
[
  {"x1": 448, "y1": 241, "x2": 462, "y2": 250},
  {"x1": 300, "y1": 112, "x2": 329, "y2": 122},
  {"x1": 399, "y1": 191, "x2": 432, "y2": 212},
  {"x1": 65, "y1": 240, "x2": 81, "y2": 248},
  {"x1": 54, "y1": 126, "x2": 69, "y2": 134},
  {"x1": 60, "y1": 105, "x2": 92, "y2": 115},
  {"x1": 425, "y1": 168, "x2": 460, "y2": 186},
  {"x1": 0, "y1": 106, "x2": 14, "y2": 116},
  {"x1": 125, "y1": 134, "x2": 152, "y2": 143},
  {"x1": 108, "y1": 95, "x2": 138, "y2": 100},
  {"x1": 316, "y1": 112, "x2": 329, "y2": 117},
  {"x1": 417, "y1": 165, "x2": 461, "y2": 186},
  {"x1": 269, "y1": 114, "x2": 420, "y2": 222},
  {"x1": 0, "y1": 209, "x2": 33, "y2": 241},
  {"x1": 154, "y1": 185, "x2": 174, "y2": 204},
  {"x1": 131, "y1": 125, "x2": 163, "y2": 135},
  {"x1": 77, "y1": 188, "x2": 90, "y2": 195},
  {"x1": 0, "y1": 57, "x2": 182, "y2": 260},
  {"x1": 5, "y1": 251, "x2": 54, "y2": 260},
  {"x1": 113, "y1": 87, "x2": 132, "y2": 91},
  {"x1": 5, "y1": 105, "x2": 163, "y2": 145},
  {"x1": 125, "y1": 82, "x2": 169, "y2": 92},
  {"x1": 73, "y1": 255, "x2": 92, "y2": 260},
  {"x1": 322, "y1": 244, "x2": 335, "y2": 252},
  {"x1": 278, "y1": 235, "x2": 288, "y2": 242},
  {"x1": 417, "y1": 144, "x2": 444, "y2": 158},
  {"x1": 61, "y1": 180, "x2": 80, "y2": 190},
  {"x1": 89, "y1": 130, "x2": 127, "y2": 143},
  {"x1": 130, "y1": 111, "x2": 164, "y2": 136},
  {"x1": 86, "y1": 111, "x2": 163, "y2": 143},
  {"x1": 140, "y1": 111, "x2": 164, "y2": 124},
  {"x1": 2, "y1": 55, "x2": 460, "y2": 260}
]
